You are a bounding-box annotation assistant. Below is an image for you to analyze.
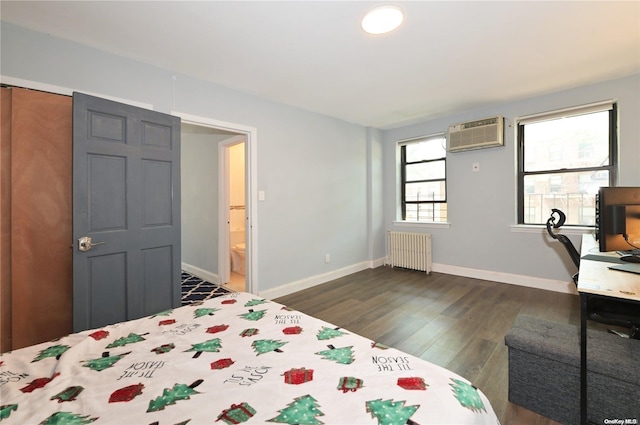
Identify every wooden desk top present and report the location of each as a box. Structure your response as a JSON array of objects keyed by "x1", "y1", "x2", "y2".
[{"x1": 578, "y1": 234, "x2": 640, "y2": 302}]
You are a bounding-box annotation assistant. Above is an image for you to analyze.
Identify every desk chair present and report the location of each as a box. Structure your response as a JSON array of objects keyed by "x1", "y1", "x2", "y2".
[{"x1": 546, "y1": 209, "x2": 640, "y2": 339}]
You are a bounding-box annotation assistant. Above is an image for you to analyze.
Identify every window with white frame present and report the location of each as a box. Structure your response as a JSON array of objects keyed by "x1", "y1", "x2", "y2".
[
  {"x1": 399, "y1": 134, "x2": 447, "y2": 222},
  {"x1": 517, "y1": 101, "x2": 616, "y2": 226}
]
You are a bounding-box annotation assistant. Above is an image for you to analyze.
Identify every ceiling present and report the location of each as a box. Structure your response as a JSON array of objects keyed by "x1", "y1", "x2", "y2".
[{"x1": 2, "y1": 1, "x2": 639, "y2": 129}]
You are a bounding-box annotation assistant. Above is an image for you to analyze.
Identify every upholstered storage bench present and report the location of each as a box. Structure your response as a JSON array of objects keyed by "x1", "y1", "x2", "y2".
[{"x1": 504, "y1": 315, "x2": 640, "y2": 425}]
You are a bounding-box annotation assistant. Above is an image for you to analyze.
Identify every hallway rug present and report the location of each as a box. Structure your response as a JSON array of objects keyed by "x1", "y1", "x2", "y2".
[{"x1": 181, "y1": 271, "x2": 232, "y2": 305}]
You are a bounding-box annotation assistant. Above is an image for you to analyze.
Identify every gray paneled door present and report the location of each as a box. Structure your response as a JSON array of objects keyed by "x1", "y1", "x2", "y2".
[{"x1": 72, "y1": 93, "x2": 181, "y2": 332}]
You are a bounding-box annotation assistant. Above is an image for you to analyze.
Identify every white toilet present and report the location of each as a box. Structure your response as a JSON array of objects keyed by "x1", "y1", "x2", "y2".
[{"x1": 230, "y1": 230, "x2": 246, "y2": 275}]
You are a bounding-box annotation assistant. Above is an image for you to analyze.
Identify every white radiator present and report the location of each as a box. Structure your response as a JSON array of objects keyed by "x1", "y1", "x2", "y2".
[{"x1": 386, "y1": 231, "x2": 432, "y2": 273}]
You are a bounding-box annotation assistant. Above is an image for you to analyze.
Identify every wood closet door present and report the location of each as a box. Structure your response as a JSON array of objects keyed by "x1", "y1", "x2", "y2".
[
  {"x1": 1, "y1": 88, "x2": 12, "y2": 352},
  {"x1": 10, "y1": 88, "x2": 73, "y2": 350}
]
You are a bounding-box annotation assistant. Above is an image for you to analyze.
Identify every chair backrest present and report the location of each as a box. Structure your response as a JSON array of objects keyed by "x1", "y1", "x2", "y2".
[{"x1": 545, "y1": 209, "x2": 581, "y2": 269}]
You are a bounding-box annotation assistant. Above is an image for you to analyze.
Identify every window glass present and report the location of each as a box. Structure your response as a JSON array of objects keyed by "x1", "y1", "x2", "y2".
[
  {"x1": 405, "y1": 181, "x2": 446, "y2": 202},
  {"x1": 523, "y1": 111, "x2": 610, "y2": 172},
  {"x1": 517, "y1": 104, "x2": 615, "y2": 225},
  {"x1": 400, "y1": 135, "x2": 447, "y2": 223},
  {"x1": 406, "y1": 161, "x2": 445, "y2": 181}
]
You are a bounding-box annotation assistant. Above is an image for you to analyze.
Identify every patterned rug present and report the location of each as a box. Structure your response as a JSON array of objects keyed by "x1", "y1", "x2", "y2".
[{"x1": 181, "y1": 271, "x2": 232, "y2": 305}]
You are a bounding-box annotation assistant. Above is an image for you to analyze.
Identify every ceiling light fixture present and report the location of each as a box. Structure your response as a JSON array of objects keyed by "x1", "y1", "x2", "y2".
[{"x1": 361, "y1": 5, "x2": 404, "y2": 35}]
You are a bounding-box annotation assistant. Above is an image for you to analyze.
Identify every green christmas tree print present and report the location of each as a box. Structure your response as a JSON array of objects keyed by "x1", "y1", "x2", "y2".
[
  {"x1": 365, "y1": 398, "x2": 419, "y2": 425},
  {"x1": 185, "y1": 338, "x2": 222, "y2": 358},
  {"x1": 81, "y1": 351, "x2": 130, "y2": 372},
  {"x1": 316, "y1": 327, "x2": 346, "y2": 341},
  {"x1": 106, "y1": 333, "x2": 146, "y2": 348},
  {"x1": 147, "y1": 380, "x2": 202, "y2": 412},
  {"x1": 239, "y1": 309, "x2": 267, "y2": 321},
  {"x1": 32, "y1": 344, "x2": 70, "y2": 362},
  {"x1": 51, "y1": 386, "x2": 84, "y2": 403},
  {"x1": 194, "y1": 307, "x2": 219, "y2": 318},
  {"x1": 449, "y1": 378, "x2": 486, "y2": 413},
  {"x1": 38, "y1": 412, "x2": 98, "y2": 425},
  {"x1": 268, "y1": 394, "x2": 324, "y2": 425},
  {"x1": 244, "y1": 298, "x2": 267, "y2": 307},
  {"x1": 315, "y1": 345, "x2": 354, "y2": 365},
  {"x1": 251, "y1": 339, "x2": 287, "y2": 355},
  {"x1": 0, "y1": 404, "x2": 18, "y2": 421}
]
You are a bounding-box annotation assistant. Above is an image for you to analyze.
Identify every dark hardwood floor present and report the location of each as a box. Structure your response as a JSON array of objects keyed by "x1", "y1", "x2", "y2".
[{"x1": 274, "y1": 266, "x2": 586, "y2": 425}]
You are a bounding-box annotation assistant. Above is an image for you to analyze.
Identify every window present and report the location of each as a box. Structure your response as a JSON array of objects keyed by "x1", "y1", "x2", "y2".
[
  {"x1": 399, "y1": 134, "x2": 447, "y2": 222},
  {"x1": 517, "y1": 101, "x2": 616, "y2": 226}
]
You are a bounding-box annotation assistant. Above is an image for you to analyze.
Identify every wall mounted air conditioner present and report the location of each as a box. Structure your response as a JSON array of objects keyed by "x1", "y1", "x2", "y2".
[{"x1": 447, "y1": 116, "x2": 504, "y2": 152}]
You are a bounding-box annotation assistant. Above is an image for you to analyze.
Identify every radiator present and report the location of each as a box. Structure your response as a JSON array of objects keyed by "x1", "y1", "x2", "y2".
[{"x1": 386, "y1": 231, "x2": 432, "y2": 273}]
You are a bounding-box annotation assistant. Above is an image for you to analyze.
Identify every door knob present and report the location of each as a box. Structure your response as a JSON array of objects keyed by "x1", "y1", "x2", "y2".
[{"x1": 78, "y1": 236, "x2": 106, "y2": 252}]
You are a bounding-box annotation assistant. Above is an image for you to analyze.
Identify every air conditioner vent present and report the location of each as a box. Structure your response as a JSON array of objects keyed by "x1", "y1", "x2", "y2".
[{"x1": 447, "y1": 116, "x2": 504, "y2": 152}]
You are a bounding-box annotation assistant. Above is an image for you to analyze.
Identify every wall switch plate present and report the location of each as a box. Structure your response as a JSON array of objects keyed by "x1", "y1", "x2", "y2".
[
  {"x1": 472, "y1": 163, "x2": 480, "y2": 172},
  {"x1": 258, "y1": 191, "x2": 266, "y2": 201},
  {"x1": 325, "y1": 254, "x2": 330, "y2": 263}
]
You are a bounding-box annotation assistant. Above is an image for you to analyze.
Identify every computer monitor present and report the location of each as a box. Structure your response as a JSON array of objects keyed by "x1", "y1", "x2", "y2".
[{"x1": 595, "y1": 187, "x2": 640, "y2": 252}]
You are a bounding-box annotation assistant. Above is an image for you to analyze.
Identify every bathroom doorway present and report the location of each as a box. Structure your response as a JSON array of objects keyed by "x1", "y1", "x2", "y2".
[
  {"x1": 178, "y1": 112, "x2": 257, "y2": 295},
  {"x1": 222, "y1": 137, "x2": 246, "y2": 292}
]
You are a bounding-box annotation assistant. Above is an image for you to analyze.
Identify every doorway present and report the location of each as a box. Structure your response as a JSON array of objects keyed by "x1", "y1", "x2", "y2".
[
  {"x1": 177, "y1": 112, "x2": 256, "y2": 295},
  {"x1": 224, "y1": 138, "x2": 246, "y2": 292}
]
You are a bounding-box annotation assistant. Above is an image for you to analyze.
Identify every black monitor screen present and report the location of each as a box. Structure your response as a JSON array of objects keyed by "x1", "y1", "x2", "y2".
[{"x1": 595, "y1": 187, "x2": 640, "y2": 252}]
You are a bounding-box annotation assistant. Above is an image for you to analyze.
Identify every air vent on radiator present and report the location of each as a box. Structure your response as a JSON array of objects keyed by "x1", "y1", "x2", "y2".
[{"x1": 447, "y1": 116, "x2": 504, "y2": 152}]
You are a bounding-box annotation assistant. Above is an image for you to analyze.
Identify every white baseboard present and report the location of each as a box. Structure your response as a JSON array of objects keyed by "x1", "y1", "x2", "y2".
[
  {"x1": 369, "y1": 257, "x2": 386, "y2": 269},
  {"x1": 432, "y1": 263, "x2": 577, "y2": 294},
  {"x1": 258, "y1": 261, "x2": 375, "y2": 299},
  {"x1": 250, "y1": 257, "x2": 577, "y2": 300},
  {"x1": 181, "y1": 263, "x2": 220, "y2": 285}
]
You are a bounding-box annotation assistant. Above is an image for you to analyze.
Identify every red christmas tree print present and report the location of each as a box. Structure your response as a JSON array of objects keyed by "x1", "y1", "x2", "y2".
[
  {"x1": 397, "y1": 377, "x2": 427, "y2": 391},
  {"x1": 109, "y1": 383, "x2": 145, "y2": 403},
  {"x1": 89, "y1": 330, "x2": 109, "y2": 341},
  {"x1": 211, "y1": 358, "x2": 235, "y2": 370},
  {"x1": 206, "y1": 324, "x2": 230, "y2": 334},
  {"x1": 20, "y1": 372, "x2": 61, "y2": 393}
]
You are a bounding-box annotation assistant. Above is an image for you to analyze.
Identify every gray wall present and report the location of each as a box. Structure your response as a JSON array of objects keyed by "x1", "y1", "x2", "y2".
[
  {"x1": 383, "y1": 74, "x2": 640, "y2": 285},
  {"x1": 1, "y1": 22, "x2": 370, "y2": 293},
  {"x1": 181, "y1": 127, "x2": 222, "y2": 279},
  {"x1": 2, "y1": 22, "x2": 638, "y2": 294}
]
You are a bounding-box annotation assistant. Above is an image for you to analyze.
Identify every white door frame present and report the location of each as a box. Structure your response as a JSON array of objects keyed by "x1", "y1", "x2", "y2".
[
  {"x1": 218, "y1": 135, "x2": 246, "y2": 287},
  {"x1": 173, "y1": 112, "x2": 258, "y2": 294}
]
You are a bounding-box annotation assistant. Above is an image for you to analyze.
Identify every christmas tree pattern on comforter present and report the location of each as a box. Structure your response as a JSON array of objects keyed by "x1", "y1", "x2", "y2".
[{"x1": 0, "y1": 292, "x2": 499, "y2": 424}]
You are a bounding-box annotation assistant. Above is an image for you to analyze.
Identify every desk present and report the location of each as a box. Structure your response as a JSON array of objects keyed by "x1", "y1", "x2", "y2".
[{"x1": 577, "y1": 234, "x2": 640, "y2": 425}]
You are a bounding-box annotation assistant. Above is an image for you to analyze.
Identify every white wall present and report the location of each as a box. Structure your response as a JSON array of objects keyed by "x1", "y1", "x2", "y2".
[
  {"x1": 1, "y1": 22, "x2": 371, "y2": 294},
  {"x1": 383, "y1": 74, "x2": 640, "y2": 291},
  {"x1": 181, "y1": 128, "x2": 222, "y2": 281}
]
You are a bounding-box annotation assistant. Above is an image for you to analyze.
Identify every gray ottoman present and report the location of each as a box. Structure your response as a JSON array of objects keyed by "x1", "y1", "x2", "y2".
[{"x1": 504, "y1": 315, "x2": 640, "y2": 425}]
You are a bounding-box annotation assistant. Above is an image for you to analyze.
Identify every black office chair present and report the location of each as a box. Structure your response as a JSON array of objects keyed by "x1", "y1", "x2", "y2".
[{"x1": 546, "y1": 209, "x2": 640, "y2": 339}]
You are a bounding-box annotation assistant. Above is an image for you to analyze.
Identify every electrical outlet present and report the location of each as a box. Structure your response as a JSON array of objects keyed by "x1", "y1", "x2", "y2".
[{"x1": 325, "y1": 254, "x2": 331, "y2": 263}]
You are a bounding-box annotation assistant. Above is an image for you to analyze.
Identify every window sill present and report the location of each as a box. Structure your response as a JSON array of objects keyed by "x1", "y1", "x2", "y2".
[
  {"x1": 393, "y1": 221, "x2": 451, "y2": 229},
  {"x1": 509, "y1": 224, "x2": 593, "y2": 235}
]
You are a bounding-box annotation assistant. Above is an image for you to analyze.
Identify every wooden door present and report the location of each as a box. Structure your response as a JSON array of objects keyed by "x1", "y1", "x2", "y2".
[
  {"x1": 2, "y1": 88, "x2": 73, "y2": 350},
  {"x1": 72, "y1": 93, "x2": 181, "y2": 332}
]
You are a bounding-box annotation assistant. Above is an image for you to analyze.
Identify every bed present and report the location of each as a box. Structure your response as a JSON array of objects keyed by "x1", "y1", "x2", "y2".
[{"x1": 0, "y1": 291, "x2": 499, "y2": 424}]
